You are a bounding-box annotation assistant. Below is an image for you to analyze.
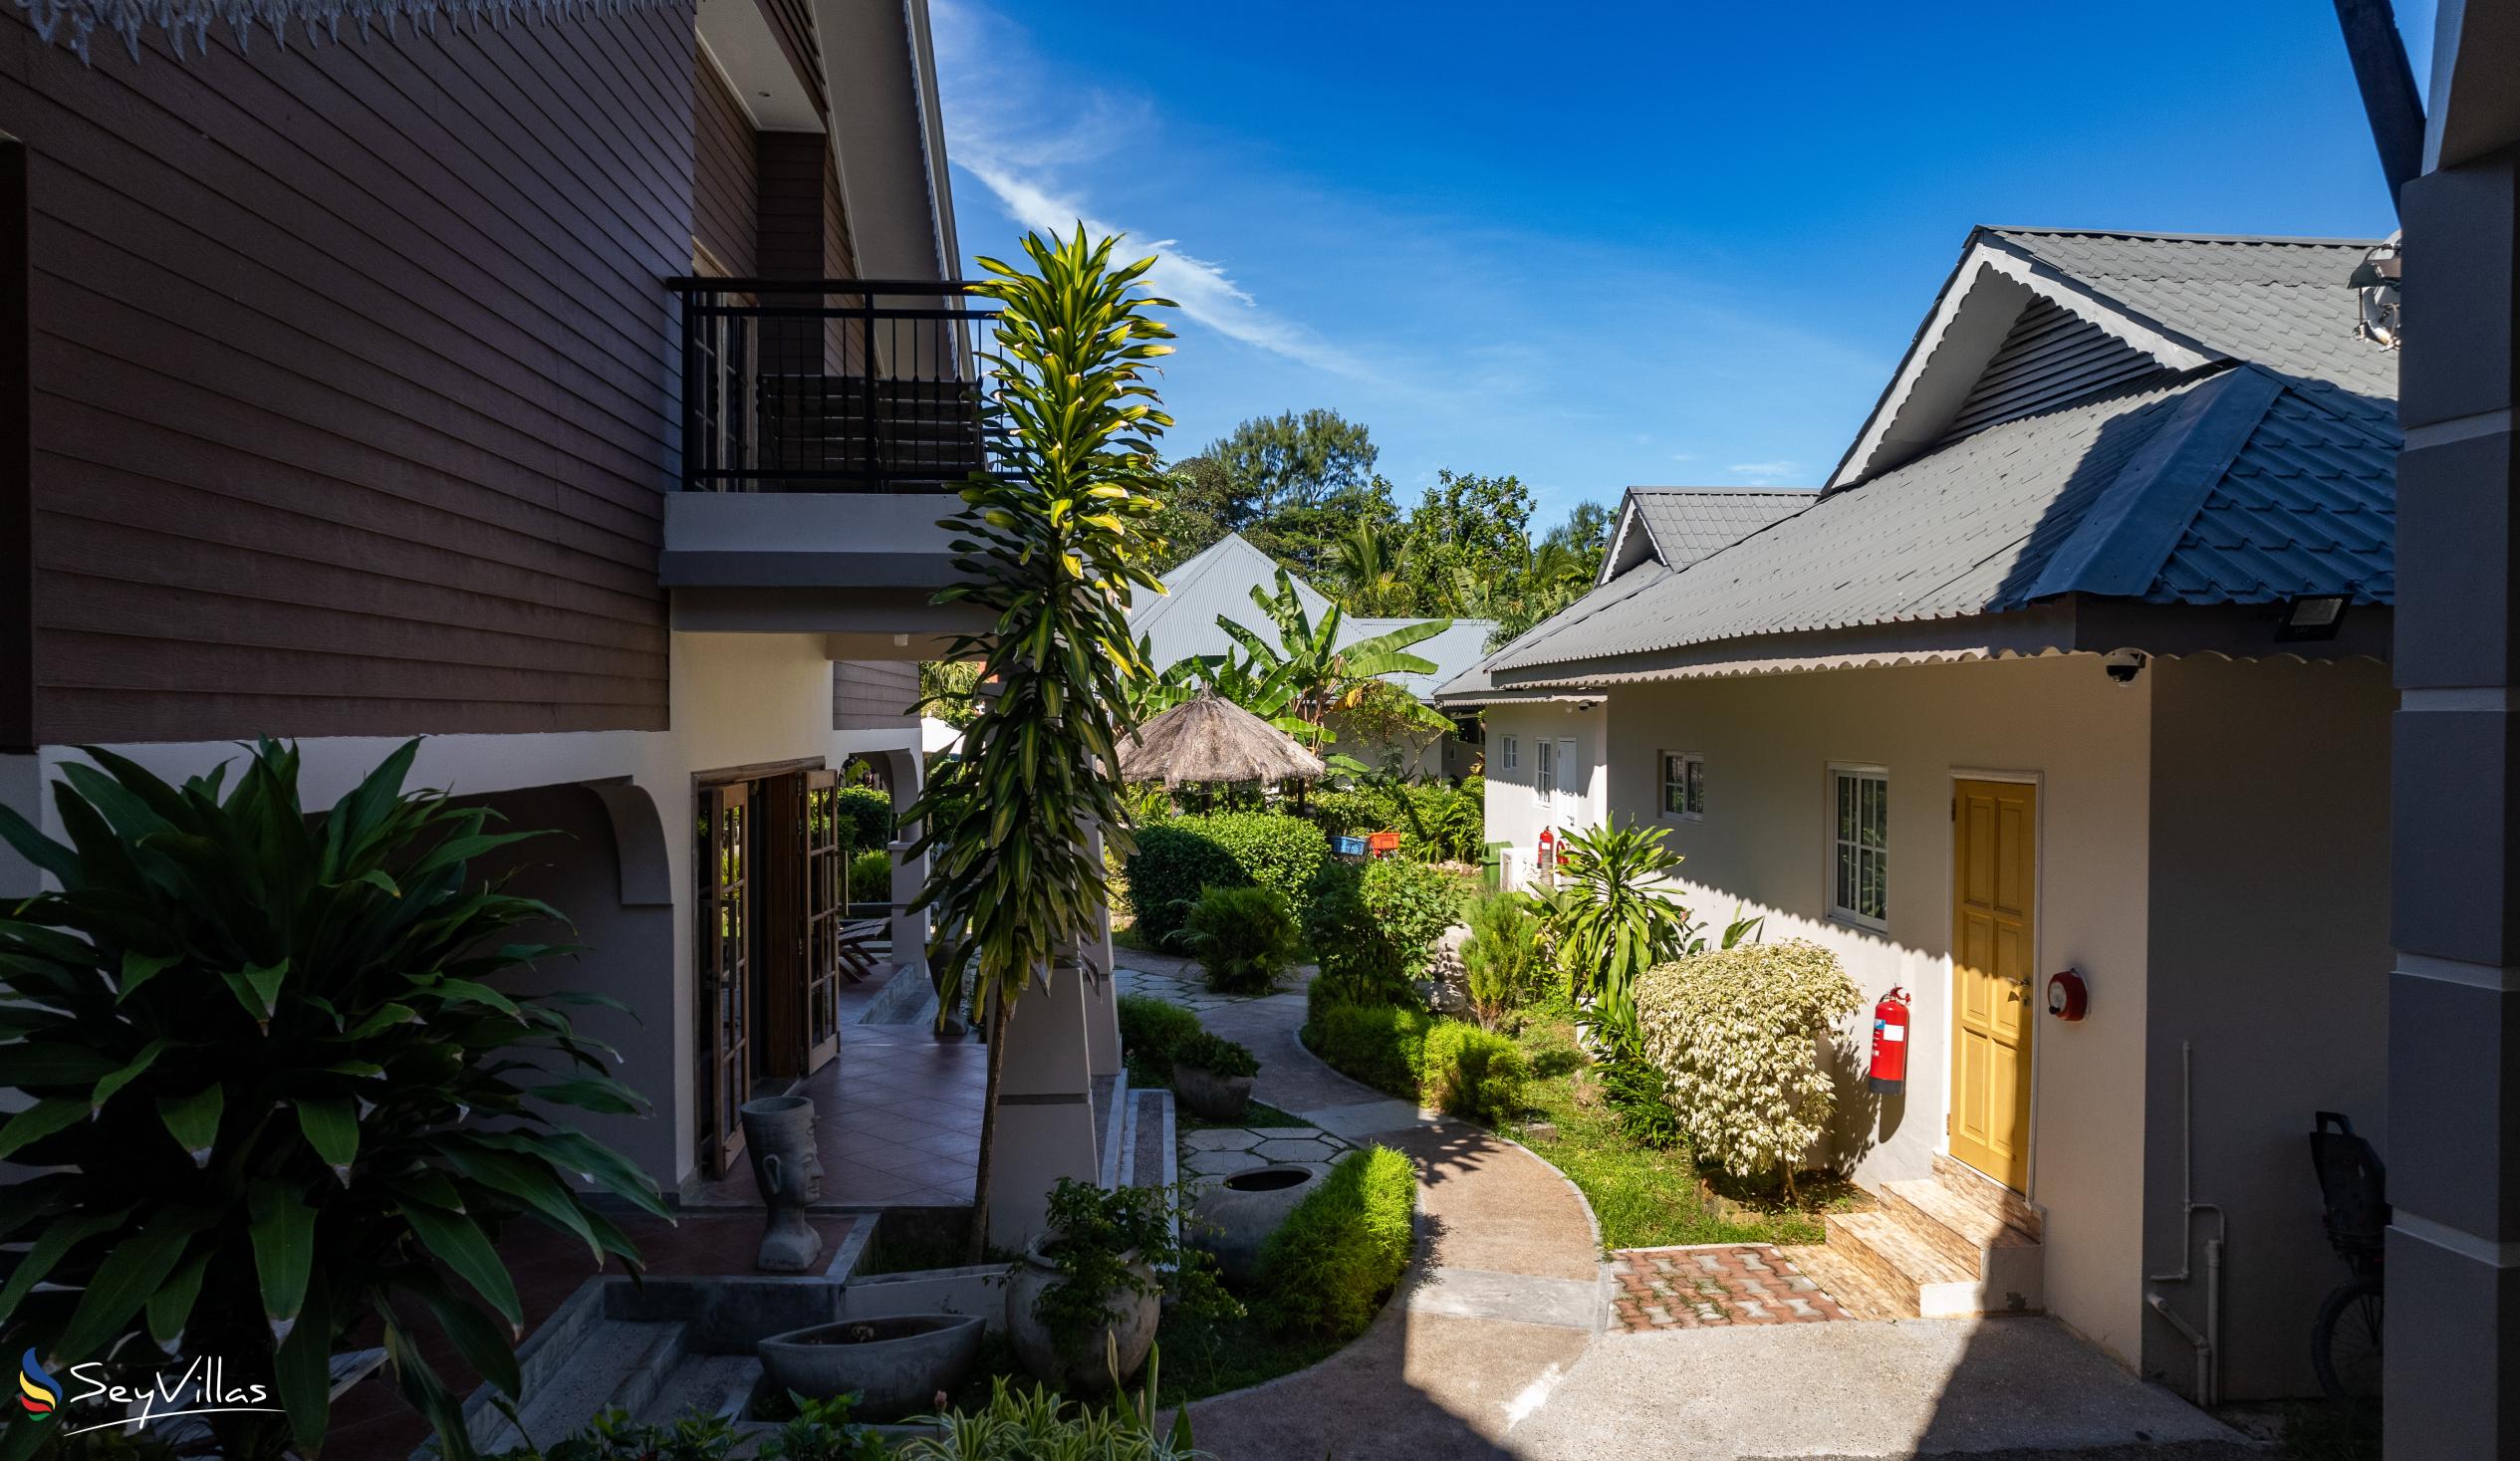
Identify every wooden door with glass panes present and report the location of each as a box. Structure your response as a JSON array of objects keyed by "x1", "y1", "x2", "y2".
[
  {"x1": 801, "y1": 771, "x2": 846, "y2": 1074},
  {"x1": 700, "y1": 782, "x2": 752, "y2": 1178}
]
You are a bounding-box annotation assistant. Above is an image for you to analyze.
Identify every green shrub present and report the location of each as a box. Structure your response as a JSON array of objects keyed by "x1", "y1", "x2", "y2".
[
  {"x1": 1255, "y1": 1145, "x2": 1417, "y2": 1338},
  {"x1": 1117, "y1": 994, "x2": 1201, "y2": 1084},
  {"x1": 1192, "y1": 812, "x2": 1329, "y2": 907},
  {"x1": 1460, "y1": 892, "x2": 1547, "y2": 1028},
  {"x1": 1303, "y1": 1001, "x2": 1431, "y2": 1098},
  {"x1": 1597, "y1": 1044, "x2": 1683, "y2": 1150},
  {"x1": 1635, "y1": 939, "x2": 1863, "y2": 1197},
  {"x1": 848, "y1": 848, "x2": 891, "y2": 907},
  {"x1": 1124, "y1": 813, "x2": 1324, "y2": 941},
  {"x1": 1302, "y1": 854, "x2": 1464, "y2": 1008},
  {"x1": 833, "y1": 784, "x2": 893, "y2": 852},
  {"x1": 1171, "y1": 1029, "x2": 1258, "y2": 1079},
  {"x1": 1421, "y1": 1021, "x2": 1528, "y2": 1124},
  {"x1": 1168, "y1": 883, "x2": 1300, "y2": 995},
  {"x1": 1391, "y1": 780, "x2": 1485, "y2": 863},
  {"x1": 1302, "y1": 788, "x2": 1387, "y2": 841}
]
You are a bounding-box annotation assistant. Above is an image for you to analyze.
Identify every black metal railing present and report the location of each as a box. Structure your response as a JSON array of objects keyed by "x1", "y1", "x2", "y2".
[{"x1": 668, "y1": 278, "x2": 1005, "y2": 493}]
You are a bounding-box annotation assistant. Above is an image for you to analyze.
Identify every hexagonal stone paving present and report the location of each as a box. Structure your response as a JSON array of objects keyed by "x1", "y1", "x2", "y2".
[{"x1": 1177, "y1": 1119, "x2": 1355, "y2": 1189}]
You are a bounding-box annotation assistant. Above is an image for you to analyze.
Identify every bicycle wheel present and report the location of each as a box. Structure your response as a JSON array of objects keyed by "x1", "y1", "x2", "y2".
[{"x1": 2313, "y1": 1275, "x2": 2385, "y2": 1404}]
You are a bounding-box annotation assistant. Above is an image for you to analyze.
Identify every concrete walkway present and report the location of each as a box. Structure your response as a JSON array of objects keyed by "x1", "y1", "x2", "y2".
[
  {"x1": 1120, "y1": 953, "x2": 2259, "y2": 1461},
  {"x1": 1124, "y1": 953, "x2": 1608, "y2": 1459}
]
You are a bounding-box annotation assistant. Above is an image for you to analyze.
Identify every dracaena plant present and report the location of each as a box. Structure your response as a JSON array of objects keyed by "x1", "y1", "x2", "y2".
[
  {"x1": 906, "y1": 227, "x2": 1175, "y2": 1260},
  {"x1": 1531, "y1": 820, "x2": 1695, "y2": 1050},
  {"x1": 0, "y1": 740, "x2": 666, "y2": 1461}
]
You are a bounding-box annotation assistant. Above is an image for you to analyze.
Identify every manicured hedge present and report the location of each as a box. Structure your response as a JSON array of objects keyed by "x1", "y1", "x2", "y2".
[
  {"x1": 1255, "y1": 1144, "x2": 1417, "y2": 1339},
  {"x1": 1303, "y1": 1001, "x2": 1432, "y2": 1099},
  {"x1": 834, "y1": 785, "x2": 894, "y2": 852},
  {"x1": 1302, "y1": 788, "x2": 1388, "y2": 842},
  {"x1": 1421, "y1": 1022, "x2": 1529, "y2": 1124},
  {"x1": 1117, "y1": 994, "x2": 1201, "y2": 1084},
  {"x1": 848, "y1": 849, "x2": 892, "y2": 907},
  {"x1": 1125, "y1": 813, "x2": 1328, "y2": 941}
]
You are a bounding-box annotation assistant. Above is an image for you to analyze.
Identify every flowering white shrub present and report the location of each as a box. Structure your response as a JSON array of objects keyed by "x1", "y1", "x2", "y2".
[{"x1": 1635, "y1": 939, "x2": 1861, "y2": 1196}]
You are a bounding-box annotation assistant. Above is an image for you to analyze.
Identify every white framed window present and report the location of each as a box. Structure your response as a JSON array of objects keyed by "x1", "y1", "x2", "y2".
[
  {"x1": 1661, "y1": 751, "x2": 1704, "y2": 821},
  {"x1": 1829, "y1": 764, "x2": 1890, "y2": 929},
  {"x1": 1535, "y1": 739, "x2": 1556, "y2": 801},
  {"x1": 1501, "y1": 735, "x2": 1519, "y2": 772}
]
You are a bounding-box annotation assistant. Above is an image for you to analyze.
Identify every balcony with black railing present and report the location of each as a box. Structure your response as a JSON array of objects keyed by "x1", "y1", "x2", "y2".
[
  {"x1": 669, "y1": 278, "x2": 1004, "y2": 493},
  {"x1": 657, "y1": 279, "x2": 1005, "y2": 639}
]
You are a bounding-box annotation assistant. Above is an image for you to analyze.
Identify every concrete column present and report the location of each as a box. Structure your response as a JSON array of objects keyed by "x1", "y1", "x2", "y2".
[
  {"x1": 2389, "y1": 149, "x2": 2520, "y2": 1457},
  {"x1": 985, "y1": 960, "x2": 1102, "y2": 1248},
  {"x1": 884, "y1": 749, "x2": 930, "y2": 974},
  {"x1": 1080, "y1": 823, "x2": 1122, "y2": 1081}
]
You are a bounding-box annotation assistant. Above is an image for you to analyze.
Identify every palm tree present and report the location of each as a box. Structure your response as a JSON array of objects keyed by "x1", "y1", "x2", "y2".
[{"x1": 1332, "y1": 519, "x2": 1409, "y2": 615}]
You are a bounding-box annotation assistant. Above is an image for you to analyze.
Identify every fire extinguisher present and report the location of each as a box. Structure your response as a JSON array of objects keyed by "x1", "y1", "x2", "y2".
[
  {"x1": 1868, "y1": 987, "x2": 1910, "y2": 1095},
  {"x1": 1537, "y1": 826, "x2": 1557, "y2": 869}
]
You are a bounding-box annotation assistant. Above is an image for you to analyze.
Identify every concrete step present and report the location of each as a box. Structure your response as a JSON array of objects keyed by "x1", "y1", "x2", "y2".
[
  {"x1": 1824, "y1": 1210, "x2": 1981, "y2": 1320},
  {"x1": 1881, "y1": 1178, "x2": 2038, "y2": 1261},
  {"x1": 469, "y1": 1320, "x2": 688, "y2": 1453},
  {"x1": 638, "y1": 1353, "x2": 761, "y2": 1426},
  {"x1": 1931, "y1": 1152, "x2": 2043, "y2": 1241},
  {"x1": 1776, "y1": 1241, "x2": 1914, "y2": 1321}
]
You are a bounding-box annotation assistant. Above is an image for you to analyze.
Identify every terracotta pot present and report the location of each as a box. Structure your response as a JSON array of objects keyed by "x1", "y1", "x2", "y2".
[
  {"x1": 1171, "y1": 1062, "x2": 1254, "y2": 1122},
  {"x1": 756, "y1": 1314, "x2": 982, "y2": 1421},
  {"x1": 1003, "y1": 1239, "x2": 1158, "y2": 1393},
  {"x1": 1189, "y1": 1164, "x2": 1320, "y2": 1284}
]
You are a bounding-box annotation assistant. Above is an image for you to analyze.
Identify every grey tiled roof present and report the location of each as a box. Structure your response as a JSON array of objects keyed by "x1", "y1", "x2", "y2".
[
  {"x1": 1631, "y1": 490, "x2": 1813, "y2": 568},
  {"x1": 1986, "y1": 229, "x2": 2395, "y2": 401},
  {"x1": 1491, "y1": 367, "x2": 2396, "y2": 675},
  {"x1": 1481, "y1": 229, "x2": 2399, "y2": 681}
]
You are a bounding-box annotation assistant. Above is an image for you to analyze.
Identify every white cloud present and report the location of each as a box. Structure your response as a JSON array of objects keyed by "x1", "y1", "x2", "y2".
[
  {"x1": 933, "y1": 2, "x2": 1365, "y2": 378},
  {"x1": 1726, "y1": 459, "x2": 1802, "y2": 483}
]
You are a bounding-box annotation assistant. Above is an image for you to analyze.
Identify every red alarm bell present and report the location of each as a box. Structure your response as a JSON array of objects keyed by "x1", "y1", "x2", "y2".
[
  {"x1": 1867, "y1": 987, "x2": 1910, "y2": 1094},
  {"x1": 2047, "y1": 970, "x2": 2090, "y2": 1021}
]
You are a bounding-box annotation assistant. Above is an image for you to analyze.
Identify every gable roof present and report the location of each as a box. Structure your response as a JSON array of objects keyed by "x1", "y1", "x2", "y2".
[
  {"x1": 1830, "y1": 228, "x2": 2390, "y2": 490},
  {"x1": 1460, "y1": 227, "x2": 2397, "y2": 692},
  {"x1": 1599, "y1": 489, "x2": 1814, "y2": 583},
  {"x1": 1129, "y1": 532, "x2": 1497, "y2": 703}
]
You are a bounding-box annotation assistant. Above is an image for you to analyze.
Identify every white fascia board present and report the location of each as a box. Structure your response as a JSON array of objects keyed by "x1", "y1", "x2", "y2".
[
  {"x1": 1596, "y1": 492, "x2": 1666, "y2": 586},
  {"x1": 1825, "y1": 241, "x2": 2223, "y2": 491}
]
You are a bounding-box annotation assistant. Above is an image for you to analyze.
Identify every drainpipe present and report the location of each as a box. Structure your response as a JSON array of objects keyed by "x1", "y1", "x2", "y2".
[{"x1": 2146, "y1": 1042, "x2": 2227, "y2": 1407}]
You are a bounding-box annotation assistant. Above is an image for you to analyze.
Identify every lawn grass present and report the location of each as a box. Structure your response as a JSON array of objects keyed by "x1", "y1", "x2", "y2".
[{"x1": 1499, "y1": 1015, "x2": 1859, "y2": 1250}]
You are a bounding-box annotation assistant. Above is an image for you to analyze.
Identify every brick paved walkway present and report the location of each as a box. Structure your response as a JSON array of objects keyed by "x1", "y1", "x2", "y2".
[{"x1": 1608, "y1": 1243, "x2": 1854, "y2": 1331}]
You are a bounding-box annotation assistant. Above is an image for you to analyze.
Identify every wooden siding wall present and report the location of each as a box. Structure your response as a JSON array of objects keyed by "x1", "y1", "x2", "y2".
[
  {"x1": 1, "y1": 130, "x2": 29, "y2": 753},
  {"x1": 834, "y1": 659, "x2": 918, "y2": 731},
  {"x1": 694, "y1": 61, "x2": 757, "y2": 277},
  {"x1": 0, "y1": 16, "x2": 696, "y2": 744}
]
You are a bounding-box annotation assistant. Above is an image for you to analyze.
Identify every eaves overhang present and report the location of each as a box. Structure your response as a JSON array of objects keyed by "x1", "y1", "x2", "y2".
[{"x1": 1483, "y1": 598, "x2": 2393, "y2": 690}]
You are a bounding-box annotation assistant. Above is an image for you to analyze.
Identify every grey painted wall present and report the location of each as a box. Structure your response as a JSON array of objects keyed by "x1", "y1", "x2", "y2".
[
  {"x1": 2142, "y1": 654, "x2": 2394, "y2": 1400},
  {"x1": 459, "y1": 782, "x2": 679, "y2": 1189}
]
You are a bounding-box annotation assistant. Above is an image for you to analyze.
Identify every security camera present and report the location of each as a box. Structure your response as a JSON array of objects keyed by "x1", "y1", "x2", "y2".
[{"x1": 2103, "y1": 650, "x2": 2146, "y2": 686}]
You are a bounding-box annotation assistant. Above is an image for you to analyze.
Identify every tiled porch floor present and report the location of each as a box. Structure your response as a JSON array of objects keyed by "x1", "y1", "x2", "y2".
[{"x1": 691, "y1": 964, "x2": 989, "y2": 1208}]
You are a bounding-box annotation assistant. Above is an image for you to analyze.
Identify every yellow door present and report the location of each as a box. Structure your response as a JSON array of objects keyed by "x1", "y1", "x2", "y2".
[{"x1": 1950, "y1": 779, "x2": 2036, "y2": 1192}]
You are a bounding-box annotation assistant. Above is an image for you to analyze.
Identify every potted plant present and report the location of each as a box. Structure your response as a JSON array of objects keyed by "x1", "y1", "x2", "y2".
[
  {"x1": 1189, "y1": 1164, "x2": 1321, "y2": 1283},
  {"x1": 754, "y1": 1314, "x2": 984, "y2": 1421},
  {"x1": 1004, "y1": 1179, "x2": 1230, "y2": 1392},
  {"x1": 1169, "y1": 1030, "x2": 1260, "y2": 1121}
]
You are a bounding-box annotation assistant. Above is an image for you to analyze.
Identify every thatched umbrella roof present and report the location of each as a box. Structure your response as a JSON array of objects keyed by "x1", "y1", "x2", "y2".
[{"x1": 1117, "y1": 691, "x2": 1327, "y2": 788}]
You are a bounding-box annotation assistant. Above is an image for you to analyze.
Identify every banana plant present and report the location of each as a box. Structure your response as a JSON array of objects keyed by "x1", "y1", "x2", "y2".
[
  {"x1": 0, "y1": 739, "x2": 666, "y2": 1461},
  {"x1": 1216, "y1": 567, "x2": 1448, "y2": 749}
]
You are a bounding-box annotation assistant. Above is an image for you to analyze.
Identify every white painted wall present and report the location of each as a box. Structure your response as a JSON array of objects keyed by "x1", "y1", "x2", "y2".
[
  {"x1": 1481, "y1": 700, "x2": 1609, "y2": 867},
  {"x1": 1587, "y1": 655, "x2": 2156, "y2": 1365},
  {"x1": 0, "y1": 631, "x2": 851, "y2": 1188}
]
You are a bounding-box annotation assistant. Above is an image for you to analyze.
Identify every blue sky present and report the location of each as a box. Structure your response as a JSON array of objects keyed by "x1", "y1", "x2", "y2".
[{"x1": 931, "y1": 2, "x2": 2421, "y2": 528}]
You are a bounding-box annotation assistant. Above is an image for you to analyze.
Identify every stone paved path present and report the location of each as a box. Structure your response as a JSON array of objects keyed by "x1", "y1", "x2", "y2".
[
  {"x1": 1178, "y1": 1120, "x2": 1354, "y2": 1180},
  {"x1": 1119, "y1": 954, "x2": 1606, "y2": 1460},
  {"x1": 1607, "y1": 1244, "x2": 1854, "y2": 1331}
]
